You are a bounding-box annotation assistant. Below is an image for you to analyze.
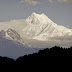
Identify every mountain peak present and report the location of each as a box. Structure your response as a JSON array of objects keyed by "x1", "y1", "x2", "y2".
[
  {"x1": 31, "y1": 12, "x2": 37, "y2": 15},
  {"x1": 31, "y1": 12, "x2": 47, "y2": 18},
  {"x1": 26, "y1": 12, "x2": 52, "y2": 25}
]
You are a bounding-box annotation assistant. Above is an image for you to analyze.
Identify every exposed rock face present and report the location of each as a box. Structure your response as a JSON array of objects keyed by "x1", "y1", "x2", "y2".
[{"x1": 7, "y1": 28, "x2": 21, "y2": 41}]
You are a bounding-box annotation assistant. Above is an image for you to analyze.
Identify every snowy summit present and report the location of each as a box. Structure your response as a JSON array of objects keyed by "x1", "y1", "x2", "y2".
[{"x1": 0, "y1": 12, "x2": 72, "y2": 48}]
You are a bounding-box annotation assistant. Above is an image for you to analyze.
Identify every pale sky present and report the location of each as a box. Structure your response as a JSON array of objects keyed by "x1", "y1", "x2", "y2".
[{"x1": 0, "y1": 0, "x2": 72, "y2": 28}]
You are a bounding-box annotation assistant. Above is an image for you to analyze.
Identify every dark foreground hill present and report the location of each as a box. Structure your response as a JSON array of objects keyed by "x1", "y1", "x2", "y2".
[{"x1": 0, "y1": 46, "x2": 72, "y2": 64}]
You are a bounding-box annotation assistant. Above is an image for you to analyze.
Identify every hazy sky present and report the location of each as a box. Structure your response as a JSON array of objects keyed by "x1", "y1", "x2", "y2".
[{"x1": 0, "y1": 0, "x2": 72, "y2": 28}]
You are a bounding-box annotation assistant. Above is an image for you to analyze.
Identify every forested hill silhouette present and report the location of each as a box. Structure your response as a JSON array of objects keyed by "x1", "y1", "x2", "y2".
[
  {"x1": 0, "y1": 46, "x2": 72, "y2": 64},
  {"x1": 0, "y1": 56, "x2": 15, "y2": 64}
]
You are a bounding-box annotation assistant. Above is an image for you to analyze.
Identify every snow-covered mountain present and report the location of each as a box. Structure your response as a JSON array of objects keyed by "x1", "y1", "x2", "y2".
[
  {"x1": 1, "y1": 12, "x2": 72, "y2": 58},
  {"x1": 0, "y1": 12, "x2": 72, "y2": 48},
  {"x1": 26, "y1": 12, "x2": 72, "y2": 41}
]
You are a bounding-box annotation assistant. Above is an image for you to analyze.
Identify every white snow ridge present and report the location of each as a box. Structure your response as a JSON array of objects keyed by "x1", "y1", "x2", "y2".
[{"x1": 0, "y1": 12, "x2": 72, "y2": 48}]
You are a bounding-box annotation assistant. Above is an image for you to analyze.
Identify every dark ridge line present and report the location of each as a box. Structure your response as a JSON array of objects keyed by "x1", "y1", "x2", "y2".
[{"x1": 0, "y1": 46, "x2": 72, "y2": 64}]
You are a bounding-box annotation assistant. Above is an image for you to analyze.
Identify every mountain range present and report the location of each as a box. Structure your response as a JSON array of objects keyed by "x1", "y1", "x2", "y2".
[
  {"x1": 0, "y1": 12, "x2": 72, "y2": 58},
  {"x1": 0, "y1": 12, "x2": 72, "y2": 47}
]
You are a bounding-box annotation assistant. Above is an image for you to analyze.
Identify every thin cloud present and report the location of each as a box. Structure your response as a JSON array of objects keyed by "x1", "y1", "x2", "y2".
[
  {"x1": 19, "y1": 0, "x2": 40, "y2": 6},
  {"x1": 57, "y1": 0, "x2": 72, "y2": 3},
  {"x1": 48, "y1": 0, "x2": 53, "y2": 3},
  {"x1": 48, "y1": 0, "x2": 72, "y2": 3}
]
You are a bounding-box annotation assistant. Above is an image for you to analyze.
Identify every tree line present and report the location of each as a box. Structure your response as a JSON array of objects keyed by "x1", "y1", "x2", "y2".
[{"x1": 0, "y1": 46, "x2": 72, "y2": 64}]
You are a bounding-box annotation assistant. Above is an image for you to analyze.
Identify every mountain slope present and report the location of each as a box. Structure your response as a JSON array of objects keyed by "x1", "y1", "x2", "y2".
[
  {"x1": 0, "y1": 12, "x2": 72, "y2": 47},
  {"x1": 26, "y1": 12, "x2": 72, "y2": 41},
  {"x1": 0, "y1": 37, "x2": 40, "y2": 59}
]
